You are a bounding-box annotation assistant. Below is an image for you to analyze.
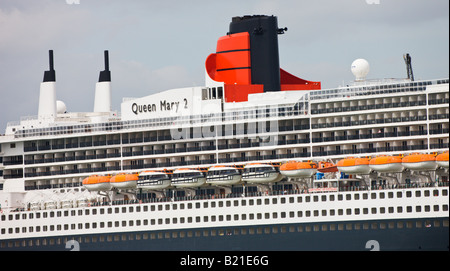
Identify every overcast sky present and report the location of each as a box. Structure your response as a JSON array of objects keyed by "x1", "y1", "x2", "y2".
[{"x1": 0, "y1": 0, "x2": 448, "y2": 132}]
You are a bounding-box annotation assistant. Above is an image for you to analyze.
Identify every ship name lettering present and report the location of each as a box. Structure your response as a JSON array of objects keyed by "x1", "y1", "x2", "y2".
[
  {"x1": 160, "y1": 100, "x2": 180, "y2": 112},
  {"x1": 131, "y1": 102, "x2": 156, "y2": 115}
]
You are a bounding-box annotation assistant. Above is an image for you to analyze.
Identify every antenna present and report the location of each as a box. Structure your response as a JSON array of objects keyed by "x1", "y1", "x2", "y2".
[{"x1": 403, "y1": 53, "x2": 414, "y2": 81}]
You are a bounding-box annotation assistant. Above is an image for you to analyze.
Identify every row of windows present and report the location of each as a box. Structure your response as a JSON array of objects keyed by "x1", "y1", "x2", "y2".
[
  {"x1": 2, "y1": 189, "x2": 448, "y2": 222},
  {"x1": 1, "y1": 219, "x2": 448, "y2": 249},
  {"x1": 309, "y1": 79, "x2": 448, "y2": 101},
  {"x1": 14, "y1": 102, "x2": 306, "y2": 139},
  {"x1": 2, "y1": 203, "x2": 448, "y2": 236}
]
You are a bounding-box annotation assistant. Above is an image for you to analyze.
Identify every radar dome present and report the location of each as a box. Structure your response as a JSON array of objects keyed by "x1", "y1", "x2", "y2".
[
  {"x1": 351, "y1": 59, "x2": 370, "y2": 81},
  {"x1": 56, "y1": 100, "x2": 67, "y2": 114}
]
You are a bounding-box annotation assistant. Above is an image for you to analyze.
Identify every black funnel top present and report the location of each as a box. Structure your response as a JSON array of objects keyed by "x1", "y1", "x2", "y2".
[
  {"x1": 229, "y1": 15, "x2": 283, "y2": 92},
  {"x1": 98, "y1": 50, "x2": 111, "y2": 82},
  {"x1": 43, "y1": 50, "x2": 56, "y2": 82}
]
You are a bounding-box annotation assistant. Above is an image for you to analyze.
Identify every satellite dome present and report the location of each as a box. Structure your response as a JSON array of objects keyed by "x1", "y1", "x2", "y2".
[
  {"x1": 351, "y1": 59, "x2": 370, "y2": 81},
  {"x1": 56, "y1": 100, "x2": 67, "y2": 114}
]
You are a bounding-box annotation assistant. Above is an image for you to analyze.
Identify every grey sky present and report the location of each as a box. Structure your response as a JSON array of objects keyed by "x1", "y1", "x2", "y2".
[{"x1": 0, "y1": 0, "x2": 448, "y2": 132}]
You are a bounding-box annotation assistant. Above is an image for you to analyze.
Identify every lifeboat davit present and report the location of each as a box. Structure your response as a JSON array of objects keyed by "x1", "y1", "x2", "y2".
[
  {"x1": 402, "y1": 153, "x2": 437, "y2": 171},
  {"x1": 137, "y1": 170, "x2": 172, "y2": 190},
  {"x1": 436, "y1": 151, "x2": 449, "y2": 168},
  {"x1": 369, "y1": 156, "x2": 404, "y2": 173},
  {"x1": 82, "y1": 175, "x2": 111, "y2": 191},
  {"x1": 242, "y1": 163, "x2": 282, "y2": 183},
  {"x1": 280, "y1": 161, "x2": 317, "y2": 177},
  {"x1": 337, "y1": 157, "x2": 371, "y2": 174},
  {"x1": 110, "y1": 173, "x2": 139, "y2": 189},
  {"x1": 171, "y1": 168, "x2": 206, "y2": 188},
  {"x1": 206, "y1": 165, "x2": 242, "y2": 185}
]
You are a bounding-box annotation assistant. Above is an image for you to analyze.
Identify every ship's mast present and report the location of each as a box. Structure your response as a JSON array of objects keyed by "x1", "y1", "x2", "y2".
[{"x1": 403, "y1": 53, "x2": 414, "y2": 81}]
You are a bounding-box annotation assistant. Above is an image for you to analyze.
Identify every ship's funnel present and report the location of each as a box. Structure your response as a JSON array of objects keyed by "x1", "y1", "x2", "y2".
[
  {"x1": 93, "y1": 50, "x2": 112, "y2": 112},
  {"x1": 205, "y1": 15, "x2": 320, "y2": 102},
  {"x1": 229, "y1": 15, "x2": 283, "y2": 92},
  {"x1": 38, "y1": 50, "x2": 57, "y2": 119}
]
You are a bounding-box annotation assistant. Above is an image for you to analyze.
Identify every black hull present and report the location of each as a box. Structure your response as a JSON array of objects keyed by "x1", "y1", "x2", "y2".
[{"x1": 2, "y1": 218, "x2": 448, "y2": 251}]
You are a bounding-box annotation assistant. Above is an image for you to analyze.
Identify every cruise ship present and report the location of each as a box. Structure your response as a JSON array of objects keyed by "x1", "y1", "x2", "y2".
[{"x1": 0, "y1": 15, "x2": 448, "y2": 251}]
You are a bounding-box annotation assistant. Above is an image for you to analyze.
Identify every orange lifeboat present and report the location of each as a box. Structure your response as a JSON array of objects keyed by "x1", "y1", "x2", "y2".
[
  {"x1": 336, "y1": 157, "x2": 371, "y2": 174},
  {"x1": 436, "y1": 151, "x2": 449, "y2": 169},
  {"x1": 280, "y1": 161, "x2": 318, "y2": 177},
  {"x1": 369, "y1": 155, "x2": 404, "y2": 173},
  {"x1": 317, "y1": 161, "x2": 338, "y2": 173},
  {"x1": 402, "y1": 153, "x2": 437, "y2": 171},
  {"x1": 110, "y1": 173, "x2": 139, "y2": 189},
  {"x1": 82, "y1": 175, "x2": 111, "y2": 191}
]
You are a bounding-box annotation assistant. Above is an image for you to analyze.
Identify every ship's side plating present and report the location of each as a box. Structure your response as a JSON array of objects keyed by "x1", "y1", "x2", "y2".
[{"x1": 1, "y1": 186, "x2": 448, "y2": 250}]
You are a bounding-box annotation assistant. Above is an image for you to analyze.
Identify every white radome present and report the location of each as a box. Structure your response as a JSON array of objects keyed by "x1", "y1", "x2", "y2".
[
  {"x1": 351, "y1": 58, "x2": 370, "y2": 81},
  {"x1": 56, "y1": 100, "x2": 67, "y2": 114}
]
